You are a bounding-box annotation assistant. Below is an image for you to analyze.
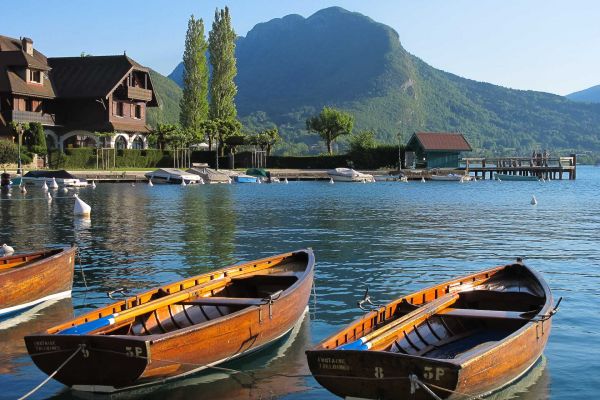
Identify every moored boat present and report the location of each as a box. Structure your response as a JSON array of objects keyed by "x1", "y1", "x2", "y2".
[
  {"x1": 306, "y1": 259, "x2": 557, "y2": 399},
  {"x1": 494, "y1": 173, "x2": 540, "y2": 181},
  {"x1": 144, "y1": 168, "x2": 202, "y2": 184},
  {"x1": 0, "y1": 247, "x2": 76, "y2": 317},
  {"x1": 21, "y1": 170, "x2": 87, "y2": 187},
  {"x1": 327, "y1": 168, "x2": 374, "y2": 182},
  {"x1": 430, "y1": 173, "x2": 472, "y2": 181},
  {"x1": 25, "y1": 249, "x2": 315, "y2": 393},
  {"x1": 186, "y1": 167, "x2": 231, "y2": 184},
  {"x1": 234, "y1": 173, "x2": 259, "y2": 183}
]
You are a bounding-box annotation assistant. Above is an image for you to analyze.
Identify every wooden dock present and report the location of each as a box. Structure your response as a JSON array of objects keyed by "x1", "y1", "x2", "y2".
[{"x1": 463, "y1": 154, "x2": 577, "y2": 180}]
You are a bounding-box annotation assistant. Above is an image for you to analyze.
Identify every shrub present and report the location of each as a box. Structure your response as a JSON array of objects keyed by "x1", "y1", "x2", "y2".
[{"x1": 0, "y1": 140, "x2": 18, "y2": 168}]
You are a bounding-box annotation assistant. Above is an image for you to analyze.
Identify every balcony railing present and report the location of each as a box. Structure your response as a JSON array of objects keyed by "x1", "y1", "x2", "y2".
[
  {"x1": 126, "y1": 86, "x2": 153, "y2": 101},
  {"x1": 2, "y1": 110, "x2": 56, "y2": 126}
]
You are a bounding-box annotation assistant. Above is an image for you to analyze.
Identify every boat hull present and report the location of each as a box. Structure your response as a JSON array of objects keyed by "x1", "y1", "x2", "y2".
[
  {"x1": 25, "y1": 250, "x2": 314, "y2": 392},
  {"x1": 0, "y1": 247, "x2": 76, "y2": 317},
  {"x1": 234, "y1": 175, "x2": 258, "y2": 183}
]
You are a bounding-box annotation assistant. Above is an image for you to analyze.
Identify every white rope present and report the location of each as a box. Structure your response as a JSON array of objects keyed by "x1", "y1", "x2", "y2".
[
  {"x1": 18, "y1": 346, "x2": 82, "y2": 400},
  {"x1": 409, "y1": 374, "x2": 443, "y2": 400}
]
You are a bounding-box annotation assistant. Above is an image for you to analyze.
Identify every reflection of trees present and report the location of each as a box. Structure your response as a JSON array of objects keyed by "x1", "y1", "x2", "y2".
[{"x1": 182, "y1": 186, "x2": 236, "y2": 276}]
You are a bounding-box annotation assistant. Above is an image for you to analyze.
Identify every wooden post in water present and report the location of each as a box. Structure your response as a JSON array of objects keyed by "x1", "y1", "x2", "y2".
[{"x1": 571, "y1": 154, "x2": 577, "y2": 180}]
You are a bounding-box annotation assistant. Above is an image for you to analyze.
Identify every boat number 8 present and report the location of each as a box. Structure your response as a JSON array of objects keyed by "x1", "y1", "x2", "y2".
[
  {"x1": 374, "y1": 367, "x2": 384, "y2": 379},
  {"x1": 125, "y1": 346, "x2": 143, "y2": 358},
  {"x1": 423, "y1": 366, "x2": 445, "y2": 381}
]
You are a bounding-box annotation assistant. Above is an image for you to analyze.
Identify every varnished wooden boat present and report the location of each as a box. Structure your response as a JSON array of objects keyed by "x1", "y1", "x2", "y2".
[
  {"x1": 25, "y1": 249, "x2": 314, "y2": 393},
  {"x1": 306, "y1": 259, "x2": 557, "y2": 399},
  {"x1": 0, "y1": 247, "x2": 76, "y2": 317}
]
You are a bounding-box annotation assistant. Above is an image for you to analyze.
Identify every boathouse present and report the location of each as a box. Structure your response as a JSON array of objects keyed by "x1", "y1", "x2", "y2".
[{"x1": 405, "y1": 132, "x2": 472, "y2": 169}]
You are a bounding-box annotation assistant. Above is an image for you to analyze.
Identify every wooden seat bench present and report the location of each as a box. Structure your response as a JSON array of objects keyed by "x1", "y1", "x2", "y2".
[
  {"x1": 437, "y1": 308, "x2": 531, "y2": 320},
  {"x1": 178, "y1": 297, "x2": 265, "y2": 307}
]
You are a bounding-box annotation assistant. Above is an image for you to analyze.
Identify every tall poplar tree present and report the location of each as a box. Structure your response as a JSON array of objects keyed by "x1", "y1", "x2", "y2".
[
  {"x1": 179, "y1": 15, "x2": 209, "y2": 140},
  {"x1": 208, "y1": 7, "x2": 238, "y2": 122}
]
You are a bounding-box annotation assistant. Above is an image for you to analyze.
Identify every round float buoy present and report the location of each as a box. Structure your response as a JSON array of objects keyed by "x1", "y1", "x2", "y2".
[
  {"x1": 199, "y1": 178, "x2": 205, "y2": 185},
  {"x1": 73, "y1": 194, "x2": 91, "y2": 216},
  {"x1": 91, "y1": 180, "x2": 97, "y2": 189},
  {"x1": 181, "y1": 179, "x2": 187, "y2": 187},
  {"x1": 329, "y1": 178, "x2": 334, "y2": 184},
  {"x1": 284, "y1": 178, "x2": 289, "y2": 184},
  {"x1": 148, "y1": 179, "x2": 153, "y2": 187},
  {"x1": 131, "y1": 182, "x2": 135, "y2": 187},
  {"x1": 531, "y1": 195, "x2": 538, "y2": 206},
  {"x1": 421, "y1": 177, "x2": 425, "y2": 183},
  {"x1": 50, "y1": 177, "x2": 58, "y2": 189},
  {"x1": 47, "y1": 192, "x2": 52, "y2": 202},
  {"x1": 228, "y1": 178, "x2": 232, "y2": 184},
  {"x1": 2, "y1": 243, "x2": 15, "y2": 255},
  {"x1": 42, "y1": 181, "x2": 48, "y2": 191}
]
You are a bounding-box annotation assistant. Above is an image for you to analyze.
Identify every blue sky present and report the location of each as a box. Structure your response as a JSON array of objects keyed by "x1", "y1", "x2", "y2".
[{"x1": 2, "y1": 0, "x2": 598, "y2": 95}]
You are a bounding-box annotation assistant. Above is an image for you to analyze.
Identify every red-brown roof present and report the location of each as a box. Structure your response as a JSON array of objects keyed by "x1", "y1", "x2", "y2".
[{"x1": 411, "y1": 132, "x2": 472, "y2": 152}]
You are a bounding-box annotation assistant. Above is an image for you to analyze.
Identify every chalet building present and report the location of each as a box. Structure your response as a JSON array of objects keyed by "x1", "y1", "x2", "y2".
[
  {"x1": 405, "y1": 132, "x2": 472, "y2": 169},
  {"x1": 0, "y1": 35, "x2": 56, "y2": 137},
  {"x1": 0, "y1": 35, "x2": 158, "y2": 150}
]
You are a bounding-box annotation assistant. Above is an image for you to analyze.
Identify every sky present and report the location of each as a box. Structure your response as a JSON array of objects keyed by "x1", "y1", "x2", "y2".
[{"x1": 1, "y1": 0, "x2": 598, "y2": 95}]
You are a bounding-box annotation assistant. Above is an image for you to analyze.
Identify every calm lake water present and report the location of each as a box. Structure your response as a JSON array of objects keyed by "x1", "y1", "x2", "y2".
[{"x1": 1, "y1": 167, "x2": 599, "y2": 399}]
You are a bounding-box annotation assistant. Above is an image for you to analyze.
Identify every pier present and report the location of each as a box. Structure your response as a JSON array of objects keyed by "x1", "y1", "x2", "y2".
[{"x1": 463, "y1": 154, "x2": 577, "y2": 180}]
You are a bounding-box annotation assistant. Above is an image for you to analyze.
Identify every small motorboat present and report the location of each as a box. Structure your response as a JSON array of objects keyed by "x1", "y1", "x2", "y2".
[
  {"x1": 494, "y1": 173, "x2": 540, "y2": 182},
  {"x1": 234, "y1": 173, "x2": 259, "y2": 183},
  {"x1": 21, "y1": 170, "x2": 88, "y2": 187},
  {"x1": 327, "y1": 168, "x2": 374, "y2": 182},
  {"x1": 186, "y1": 167, "x2": 231, "y2": 184},
  {"x1": 430, "y1": 173, "x2": 472, "y2": 181},
  {"x1": 306, "y1": 259, "x2": 557, "y2": 399},
  {"x1": 144, "y1": 168, "x2": 202, "y2": 185},
  {"x1": 0, "y1": 247, "x2": 76, "y2": 317},
  {"x1": 25, "y1": 249, "x2": 315, "y2": 393}
]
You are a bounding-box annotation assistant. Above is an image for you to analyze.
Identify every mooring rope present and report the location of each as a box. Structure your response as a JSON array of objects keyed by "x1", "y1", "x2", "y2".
[
  {"x1": 18, "y1": 346, "x2": 82, "y2": 400},
  {"x1": 409, "y1": 374, "x2": 443, "y2": 400}
]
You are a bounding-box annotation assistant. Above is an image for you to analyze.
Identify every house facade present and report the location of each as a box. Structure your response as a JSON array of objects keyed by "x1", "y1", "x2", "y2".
[
  {"x1": 0, "y1": 35, "x2": 158, "y2": 150},
  {"x1": 405, "y1": 132, "x2": 472, "y2": 169}
]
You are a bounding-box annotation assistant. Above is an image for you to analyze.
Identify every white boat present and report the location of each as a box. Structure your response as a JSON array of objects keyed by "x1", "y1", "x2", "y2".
[
  {"x1": 144, "y1": 168, "x2": 202, "y2": 185},
  {"x1": 21, "y1": 170, "x2": 88, "y2": 187},
  {"x1": 430, "y1": 173, "x2": 472, "y2": 181},
  {"x1": 186, "y1": 167, "x2": 231, "y2": 184},
  {"x1": 327, "y1": 168, "x2": 374, "y2": 182}
]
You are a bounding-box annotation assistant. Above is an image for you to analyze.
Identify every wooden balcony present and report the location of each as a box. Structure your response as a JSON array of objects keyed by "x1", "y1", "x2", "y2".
[
  {"x1": 3, "y1": 110, "x2": 56, "y2": 126},
  {"x1": 126, "y1": 86, "x2": 153, "y2": 101}
]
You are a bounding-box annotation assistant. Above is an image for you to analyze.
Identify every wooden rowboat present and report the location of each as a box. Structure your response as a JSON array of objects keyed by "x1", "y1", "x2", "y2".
[
  {"x1": 0, "y1": 247, "x2": 76, "y2": 317},
  {"x1": 25, "y1": 249, "x2": 314, "y2": 393},
  {"x1": 306, "y1": 259, "x2": 557, "y2": 399}
]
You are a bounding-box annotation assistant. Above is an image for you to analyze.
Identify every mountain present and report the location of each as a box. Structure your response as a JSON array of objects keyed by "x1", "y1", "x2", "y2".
[
  {"x1": 147, "y1": 69, "x2": 182, "y2": 127},
  {"x1": 567, "y1": 85, "x2": 600, "y2": 103},
  {"x1": 169, "y1": 7, "x2": 600, "y2": 158}
]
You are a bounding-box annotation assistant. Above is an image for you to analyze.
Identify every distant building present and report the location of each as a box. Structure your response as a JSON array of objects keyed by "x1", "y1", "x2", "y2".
[
  {"x1": 405, "y1": 132, "x2": 472, "y2": 169},
  {"x1": 0, "y1": 35, "x2": 158, "y2": 150}
]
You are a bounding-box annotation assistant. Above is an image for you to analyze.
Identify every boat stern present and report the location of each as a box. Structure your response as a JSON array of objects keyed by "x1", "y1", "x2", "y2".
[{"x1": 25, "y1": 334, "x2": 150, "y2": 392}]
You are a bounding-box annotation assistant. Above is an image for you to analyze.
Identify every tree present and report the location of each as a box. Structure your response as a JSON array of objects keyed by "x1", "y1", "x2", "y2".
[
  {"x1": 208, "y1": 7, "x2": 238, "y2": 121},
  {"x1": 149, "y1": 123, "x2": 179, "y2": 150},
  {"x1": 0, "y1": 140, "x2": 18, "y2": 169},
  {"x1": 180, "y1": 15, "x2": 209, "y2": 135},
  {"x1": 198, "y1": 119, "x2": 219, "y2": 151},
  {"x1": 28, "y1": 122, "x2": 48, "y2": 156},
  {"x1": 306, "y1": 107, "x2": 354, "y2": 155},
  {"x1": 252, "y1": 127, "x2": 280, "y2": 156},
  {"x1": 349, "y1": 130, "x2": 377, "y2": 153}
]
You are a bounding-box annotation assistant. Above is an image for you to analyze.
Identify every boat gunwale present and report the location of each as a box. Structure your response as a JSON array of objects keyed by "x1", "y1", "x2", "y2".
[{"x1": 0, "y1": 247, "x2": 75, "y2": 275}]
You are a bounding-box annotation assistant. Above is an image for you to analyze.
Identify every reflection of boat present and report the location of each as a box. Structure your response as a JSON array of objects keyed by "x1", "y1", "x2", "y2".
[
  {"x1": 144, "y1": 168, "x2": 202, "y2": 184},
  {"x1": 0, "y1": 247, "x2": 76, "y2": 317},
  {"x1": 0, "y1": 298, "x2": 73, "y2": 375},
  {"x1": 327, "y1": 168, "x2": 374, "y2": 182},
  {"x1": 233, "y1": 174, "x2": 258, "y2": 183},
  {"x1": 186, "y1": 167, "x2": 231, "y2": 184},
  {"x1": 486, "y1": 355, "x2": 549, "y2": 400},
  {"x1": 26, "y1": 249, "x2": 315, "y2": 393},
  {"x1": 21, "y1": 170, "x2": 87, "y2": 187},
  {"x1": 494, "y1": 173, "x2": 540, "y2": 182},
  {"x1": 430, "y1": 173, "x2": 472, "y2": 181},
  {"x1": 307, "y1": 259, "x2": 556, "y2": 400}
]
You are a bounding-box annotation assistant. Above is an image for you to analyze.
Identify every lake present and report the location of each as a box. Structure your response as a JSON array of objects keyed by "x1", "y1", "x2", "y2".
[{"x1": 1, "y1": 167, "x2": 599, "y2": 399}]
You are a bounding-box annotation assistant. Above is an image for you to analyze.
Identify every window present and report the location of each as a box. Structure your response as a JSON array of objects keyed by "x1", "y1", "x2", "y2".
[
  {"x1": 29, "y1": 69, "x2": 42, "y2": 84},
  {"x1": 115, "y1": 101, "x2": 124, "y2": 117},
  {"x1": 134, "y1": 104, "x2": 142, "y2": 119},
  {"x1": 25, "y1": 98, "x2": 33, "y2": 112}
]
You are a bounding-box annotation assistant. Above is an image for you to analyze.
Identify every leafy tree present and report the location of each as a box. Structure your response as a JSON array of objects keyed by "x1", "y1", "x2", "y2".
[
  {"x1": 209, "y1": 7, "x2": 238, "y2": 121},
  {"x1": 250, "y1": 127, "x2": 280, "y2": 156},
  {"x1": 149, "y1": 123, "x2": 179, "y2": 150},
  {"x1": 28, "y1": 122, "x2": 48, "y2": 156},
  {"x1": 306, "y1": 107, "x2": 354, "y2": 155},
  {"x1": 0, "y1": 140, "x2": 18, "y2": 169},
  {"x1": 214, "y1": 118, "x2": 241, "y2": 156},
  {"x1": 198, "y1": 119, "x2": 219, "y2": 151},
  {"x1": 349, "y1": 130, "x2": 377, "y2": 153},
  {"x1": 180, "y1": 15, "x2": 209, "y2": 135}
]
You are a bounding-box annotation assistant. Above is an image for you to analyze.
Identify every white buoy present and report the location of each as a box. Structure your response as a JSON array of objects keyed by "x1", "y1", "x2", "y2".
[
  {"x1": 91, "y1": 180, "x2": 97, "y2": 189},
  {"x1": 257, "y1": 177, "x2": 262, "y2": 184},
  {"x1": 181, "y1": 179, "x2": 187, "y2": 187},
  {"x1": 199, "y1": 178, "x2": 205, "y2": 185},
  {"x1": 41, "y1": 181, "x2": 48, "y2": 191},
  {"x1": 50, "y1": 177, "x2": 58, "y2": 189},
  {"x1": 421, "y1": 177, "x2": 426, "y2": 183},
  {"x1": 2, "y1": 243, "x2": 15, "y2": 255},
  {"x1": 47, "y1": 192, "x2": 52, "y2": 202},
  {"x1": 460, "y1": 177, "x2": 465, "y2": 183},
  {"x1": 284, "y1": 178, "x2": 289, "y2": 184},
  {"x1": 228, "y1": 178, "x2": 232, "y2": 184},
  {"x1": 7, "y1": 190, "x2": 11, "y2": 197},
  {"x1": 531, "y1": 195, "x2": 538, "y2": 206},
  {"x1": 148, "y1": 179, "x2": 153, "y2": 187},
  {"x1": 73, "y1": 194, "x2": 91, "y2": 216},
  {"x1": 362, "y1": 179, "x2": 366, "y2": 183},
  {"x1": 329, "y1": 178, "x2": 334, "y2": 184},
  {"x1": 131, "y1": 182, "x2": 136, "y2": 187},
  {"x1": 61, "y1": 186, "x2": 68, "y2": 194}
]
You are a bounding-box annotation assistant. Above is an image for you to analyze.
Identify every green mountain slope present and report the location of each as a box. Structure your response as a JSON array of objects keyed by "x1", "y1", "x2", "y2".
[
  {"x1": 168, "y1": 7, "x2": 600, "y2": 157},
  {"x1": 147, "y1": 69, "x2": 182, "y2": 128},
  {"x1": 567, "y1": 85, "x2": 600, "y2": 103}
]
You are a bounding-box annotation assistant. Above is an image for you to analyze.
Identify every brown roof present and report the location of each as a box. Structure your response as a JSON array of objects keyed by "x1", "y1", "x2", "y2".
[
  {"x1": 0, "y1": 35, "x2": 55, "y2": 98},
  {"x1": 410, "y1": 132, "x2": 472, "y2": 152},
  {"x1": 48, "y1": 55, "x2": 149, "y2": 99}
]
